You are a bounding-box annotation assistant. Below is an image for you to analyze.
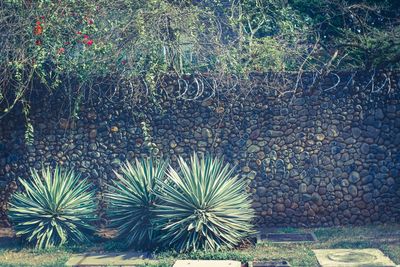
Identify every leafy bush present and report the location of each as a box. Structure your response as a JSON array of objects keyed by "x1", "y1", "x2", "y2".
[
  {"x1": 156, "y1": 153, "x2": 255, "y2": 252},
  {"x1": 8, "y1": 166, "x2": 96, "y2": 249},
  {"x1": 106, "y1": 158, "x2": 168, "y2": 248},
  {"x1": 2, "y1": 1, "x2": 398, "y2": 146}
]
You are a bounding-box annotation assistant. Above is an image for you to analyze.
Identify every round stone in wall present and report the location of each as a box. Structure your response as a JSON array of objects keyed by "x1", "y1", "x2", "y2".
[{"x1": 349, "y1": 171, "x2": 360, "y2": 183}]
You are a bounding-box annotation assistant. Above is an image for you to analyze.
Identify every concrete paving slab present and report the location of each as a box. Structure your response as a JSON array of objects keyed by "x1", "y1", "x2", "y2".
[
  {"x1": 0, "y1": 228, "x2": 16, "y2": 245},
  {"x1": 65, "y1": 251, "x2": 155, "y2": 266},
  {"x1": 312, "y1": 248, "x2": 396, "y2": 267},
  {"x1": 251, "y1": 260, "x2": 291, "y2": 266},
  {"x1": 257, "y1": 232, "x2": 317, "y2": 243},
  {"x1": 173, "y1": 260, "x2": 241, "y2": 267}
]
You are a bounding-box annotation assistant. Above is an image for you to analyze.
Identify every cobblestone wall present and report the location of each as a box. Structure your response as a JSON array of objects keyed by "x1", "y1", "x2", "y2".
[{"x1": 1, "y1": 71, "x2": 400, "y2": 227}]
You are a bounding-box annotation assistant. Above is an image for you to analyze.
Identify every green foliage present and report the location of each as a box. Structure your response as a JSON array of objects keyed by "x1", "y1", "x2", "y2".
[
  {"x1": 8, "y1": 166, "x2": 96, "y2": 249},
  {"x1": 107, "y1": 155, "x2": 255, "y2": 251},
  {"x1": 156, "y1": 153, "x2": 255, "y2": 252},
  {"x1": 337, "y1": 26, "x2": 400, "y2": 69},
  {"x1": 1, "y1": 0, "x2": 398, "y2": 128},
  {"x1": 21, "y1": 100, "x2": 34, "y2": 146},
  {"x1": 141, "y1": 121, "x2": 160, "y2": 156},
  {"x1": 106, "y1": 158, "x2": 168, "y2": 248}
]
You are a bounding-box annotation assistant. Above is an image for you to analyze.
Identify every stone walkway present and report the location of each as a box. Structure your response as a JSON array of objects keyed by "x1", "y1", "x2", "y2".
[
  {"x1": 58, "y1": 228, "x2": 400, "y2": 266},
  {"x1": 0, "y1": 227, "x2": 16, "y2": 248},
  {"x1": 173, "y1": 260, "x2": 241, "y2": 267},
  {"x1": 65, "y1": 251, "x2": 156, "y2": 266},
  {"x1": 63, "y1": 248, "x2": 398, "y2": 266},
  {"x1": 257, "y1": 232, "x2": 317, "y2": 243},
  {"x1": 313, "y1": 249, "x2": 396, "y2": 267}
]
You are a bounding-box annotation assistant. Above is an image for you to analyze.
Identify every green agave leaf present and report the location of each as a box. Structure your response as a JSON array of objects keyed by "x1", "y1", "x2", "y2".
[
  {"x1": 105, "y1": 158, "x2": 168, "y2": 248},
  {"x1": 156, "y1": 152, "x2": 256, "y2": 252},
  {"x1": 8, "y1": 166, "x2": 96, "y2": 249}
]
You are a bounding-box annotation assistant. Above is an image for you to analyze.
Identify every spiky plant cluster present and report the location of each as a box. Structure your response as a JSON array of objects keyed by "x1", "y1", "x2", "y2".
[
  {"x1": 156, "y1": 154, "x2": 255, "y2": 252},
  {"x1": 9, "y1": 166, "x2": 96, "y2": 249},
  {"x1": 106, "y1": 158, "x2": 168, "y2": 248},
  {"x1": 9, "y1": 154, "x2": 255, "y2": 252}
]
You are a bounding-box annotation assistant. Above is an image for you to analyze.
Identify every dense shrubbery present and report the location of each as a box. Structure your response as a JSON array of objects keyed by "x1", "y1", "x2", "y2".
[
  {"x1": 0, "y1": 0, "x2": 399, "y2": 146},
  {"x1": 1, "y1": 1, "x2": 399, "y2": 135},
  {"x1": 8, "y1": 166, "x2": 96, "y2": 249}
]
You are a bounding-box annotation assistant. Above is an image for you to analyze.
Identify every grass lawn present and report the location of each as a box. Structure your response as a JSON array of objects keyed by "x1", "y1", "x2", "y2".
[{"x1": 0, "y1": 224, "x2": 399, "y2": 266}]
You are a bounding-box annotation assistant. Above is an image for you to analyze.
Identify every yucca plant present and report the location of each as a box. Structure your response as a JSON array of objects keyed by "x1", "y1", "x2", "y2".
[
  {"x1": 106, "y1": 158, "x2": 168, "y2": 248},
  {"x1": 8, "y1": 166, "x2": 96, "y2": 249},
  {"x1": 156, "y1": 153, "x2": 255, "y2": 252}
]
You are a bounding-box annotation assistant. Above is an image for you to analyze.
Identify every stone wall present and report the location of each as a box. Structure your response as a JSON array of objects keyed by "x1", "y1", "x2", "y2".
[{"x1": 1, "y1": 71, "x2": 400, "y2": 227}]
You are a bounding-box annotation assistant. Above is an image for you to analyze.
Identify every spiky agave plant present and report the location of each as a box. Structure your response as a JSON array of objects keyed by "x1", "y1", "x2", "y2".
[
  {"x1": 8, "y1": 166, "x2": 96, "y2": 249},
  {"x1": 106, "y1": 158, "x2": 168, "y2": 248},
  {"x1": 156, "y1": 153, "x2": 255, "y2": 252}
]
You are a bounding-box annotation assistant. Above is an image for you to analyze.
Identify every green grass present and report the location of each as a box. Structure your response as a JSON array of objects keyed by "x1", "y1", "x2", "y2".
[{"x1": 0, "y1": 224, "x2": 399, "y2": 266}]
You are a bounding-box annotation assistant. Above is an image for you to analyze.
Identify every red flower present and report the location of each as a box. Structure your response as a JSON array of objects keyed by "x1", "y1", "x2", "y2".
[
  {"x1": 35, "y1": 39, "x2": 42, "y2": 46},
  {"x1": 34, "y1": 22, "x2": 43, "y2": 35},
  {"x1": 77, "y1": 31, "x2": 82, "y2": 35},
  {"x1": 57, "y1": 47, "x2": 65, "y2": 54},
  {"x1": 82, "y1": 35, "x2": 89, "y2": 44},
  {"x1": 86, "y1": 40, "x2": 93, "y2": 46},
  {"x1": 88, "y1": 19, "x2": 94, "y2": 25}
]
